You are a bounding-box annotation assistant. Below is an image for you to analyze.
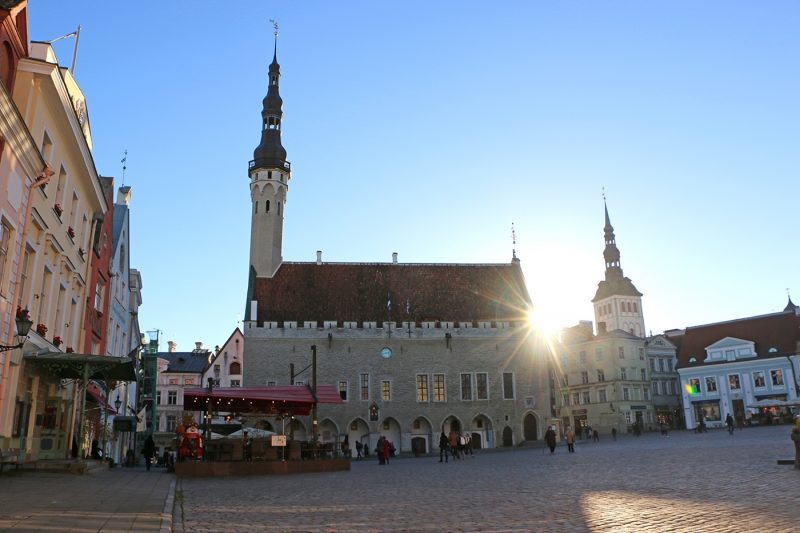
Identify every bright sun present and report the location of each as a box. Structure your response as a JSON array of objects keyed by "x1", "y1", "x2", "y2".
[{"x1": 527, "y1": 307, "x2": 564, "y2": 339}]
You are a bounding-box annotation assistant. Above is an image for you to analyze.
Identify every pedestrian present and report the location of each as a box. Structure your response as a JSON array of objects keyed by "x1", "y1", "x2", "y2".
[
  {"x1": 593, "y1": 429, "x2": 599, "y2": 442},
  {"x1": 376, "y1": 436, "x2": 385, "y2": 465},
  {"x1": 611, "y1": 427, "x2": 617, "y2": 441},
  {"x1": 355, "y1": 439, "x2": 363, "y2": 460},
  {"x1": 383, "y1": 438, "x2": 392, "y2": 464},
  {"x1": 564, "y1": 426, "x2": 575, "y2": 453},
  {"x1": 439, "y1": 432, "x2": 449, "y2": 463},
  {"x1": 243, "y1": 431, "x2": 253, "y2": 462},
  {"x1": 449, "y1": 430, "x2": 460, "y2": 460},
  {"x1": 725, "y1": 413, "x2": 735, "y2": 435},
  {"x1": 544, "y1": 425, "x2": 557, "y2": 454},
  {"x1": 458, "y1": 432, "x2": 466, "y2": 457},
  {"x1": 791, "y1": 416, "x2": 800, "y2": 470},
  {"x1": 464, "y1": 433, "x2": 473, "y2": 456},
  {"x1": 143, "y1": 435, "x2": 155, "y2": 471}
]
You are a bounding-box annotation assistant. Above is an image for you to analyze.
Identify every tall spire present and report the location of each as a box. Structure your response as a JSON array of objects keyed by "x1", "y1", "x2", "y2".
[
  {"x1": 602, "y1": 197, "x2": 623, "y2": 281},
  {"x1": 252, "y1": 20, "x2": 288, "y2": 172}
]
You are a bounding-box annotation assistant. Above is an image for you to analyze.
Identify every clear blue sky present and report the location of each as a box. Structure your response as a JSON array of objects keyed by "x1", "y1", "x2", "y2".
[{"x1": 29, "y1": 1, "x2": 799, "y2": 349}]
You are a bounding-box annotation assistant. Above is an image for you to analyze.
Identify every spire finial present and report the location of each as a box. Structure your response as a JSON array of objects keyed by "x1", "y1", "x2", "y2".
[
  {"x1": 511, "y1": 221, "x2": 518, "y2": 261},
  {"x1": 121, "y1": 149, "x2": 127, "y2": 186},
  {"x1": 270, "y1": 19, "x2": 279, "y2": 58}
]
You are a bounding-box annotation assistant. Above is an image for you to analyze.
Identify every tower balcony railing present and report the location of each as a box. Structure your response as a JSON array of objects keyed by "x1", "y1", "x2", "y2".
[{"x1": 249, "y1": 158, "x2": 291, "y2": 172}]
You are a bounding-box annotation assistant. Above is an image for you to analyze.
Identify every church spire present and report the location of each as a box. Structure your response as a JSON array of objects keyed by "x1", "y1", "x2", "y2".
[
  {"x1": 602, "y1": 198, "x2": 623, "y2": 281},
  {"x1": 252, "y1": 20, "x2": 288, "y2": 172}
]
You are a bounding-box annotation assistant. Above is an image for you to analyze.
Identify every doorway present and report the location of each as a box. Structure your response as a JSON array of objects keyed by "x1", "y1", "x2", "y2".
[
  {"x1": 502, "y1": 426, "x2": 513, "y2": 447},
  {"x1": 523, "y1": 413, "x2": 538, "y2": 440}
]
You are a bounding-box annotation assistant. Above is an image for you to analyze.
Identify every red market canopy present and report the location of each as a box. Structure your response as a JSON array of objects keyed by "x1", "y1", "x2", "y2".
[{"x1": 183, "y1": 385, "x2": 344, "y2": 416}]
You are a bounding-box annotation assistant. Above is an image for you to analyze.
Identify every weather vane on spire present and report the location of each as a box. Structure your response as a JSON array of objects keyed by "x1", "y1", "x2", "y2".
[
  {"x1": 512, "y1": 221, "x2": 517, "y2": 260},
  {"x1": 602, "y1": 186, "x2": 606, "y2": 202},
  {"x1": 270, "y1": 19, "x2": 279, "y2": 38},
  {"x1": 121, "y1": 149, "x2": 127, "y2": 186}
]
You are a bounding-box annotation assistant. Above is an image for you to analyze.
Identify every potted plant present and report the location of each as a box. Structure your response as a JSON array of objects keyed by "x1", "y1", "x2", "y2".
[
  {"x1": 16, "y1": 306, "x2": 30, "y2": 320},
  {"x1": 36, "y1": 323, "x2": 48, "y2": 336},
  {"x1": 65, "y1": 346, "x2": 74, "y2": 353},
  {"x1": 67, "y1": 226, "x2": 76, "y2": 239},
  {"x1": 53, "y1": 336, "x2": 62, "y2": 348},
  {"x1": 54, "y1": 203, "x2": 63, "y2": 217}
]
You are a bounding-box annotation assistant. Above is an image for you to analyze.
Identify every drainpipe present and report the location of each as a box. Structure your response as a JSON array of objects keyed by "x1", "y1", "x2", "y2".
[{"x1": 0, "y1": 169, "x2": 53, "y2": 423}]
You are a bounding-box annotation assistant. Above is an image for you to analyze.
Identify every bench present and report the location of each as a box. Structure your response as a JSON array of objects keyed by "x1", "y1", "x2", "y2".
[{"x1": 0, "y1": 448, "x2": 20, "y2": 473}]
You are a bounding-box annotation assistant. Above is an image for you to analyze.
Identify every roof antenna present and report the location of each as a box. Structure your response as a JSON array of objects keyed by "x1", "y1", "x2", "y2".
[{"x1": 121, "y1": 150, "x2": 127, "y2": 187}]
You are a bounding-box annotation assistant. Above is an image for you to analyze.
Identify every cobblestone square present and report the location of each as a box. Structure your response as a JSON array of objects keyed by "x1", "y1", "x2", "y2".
[{"x1": 175, "y1": 425, "x2": 799, "y2": 532}]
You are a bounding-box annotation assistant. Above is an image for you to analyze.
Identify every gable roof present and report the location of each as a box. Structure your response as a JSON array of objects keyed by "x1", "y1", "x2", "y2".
[
  {"x1": 676, "y1": 310, "x2": 800, "y2": 369},
  {"x1": 158, "y1": 351, "x2": 210, "y2": 374},
  {"x1": 251, "y1": 261, "x2": 531, "y2": 324}
]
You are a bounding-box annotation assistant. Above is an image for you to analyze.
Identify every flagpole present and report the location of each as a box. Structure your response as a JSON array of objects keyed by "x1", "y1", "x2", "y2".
[{"x1": 70, "y1": 25, "x2": 81, "y2": 75}]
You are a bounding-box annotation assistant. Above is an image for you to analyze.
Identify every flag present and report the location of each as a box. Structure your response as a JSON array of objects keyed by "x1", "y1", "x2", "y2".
[
  {"x1": 136, "y1": 407, "x2": 147, "y2": 432},
  {"x1": 406, "y1": 298, "x2": 410, "y2": 314},
  {"x1": 386, "y1": 293, "x2": 391, "y2": 312}
]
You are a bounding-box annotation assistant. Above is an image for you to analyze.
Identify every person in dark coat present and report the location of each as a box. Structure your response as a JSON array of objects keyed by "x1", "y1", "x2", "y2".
[
  {"x1": 544, "y1": 426, "x2": 557, "y2": 454},
  {"x1": 725, "y1": 413, "x2": 735, "y2": 435},
  {"x1": 376, "y1": 436, "x2": 386, "y2": 465},
  {"x1": 355, "y1": 440, "x2": 363, "y2": 460},
  {"x1": 439, "y1": 432, "x2": 449, "y2": 463},
  {"x1": 143, "y1": 435, "x2": 155, "y2": 471}
]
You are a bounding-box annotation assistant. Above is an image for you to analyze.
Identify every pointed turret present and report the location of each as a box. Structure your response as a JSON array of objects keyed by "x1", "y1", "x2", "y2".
[
  {"x1": 247, "y1": 23, "x2": 292, "y2": 282},
  {"x1": 592, "y1": 199, "x2": 645, "y2": 337},
  {"x1": 252, "y1": 34, "x2": 289, "y2": 172}
]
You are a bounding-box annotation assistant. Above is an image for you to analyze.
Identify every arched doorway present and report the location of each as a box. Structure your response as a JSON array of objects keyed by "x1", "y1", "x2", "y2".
[
  {"x1": 411, "y1": 416, "x2": 432, "y2": 456},
  {"x1": 502, "y1": 426, "x2": 513, "y2": 447},
  {"x1": 441, "y1": 415, "x2": 462, "y2": 434},
  {"x1": 290, "y1": 419, "x2": 307, "y2": 441},
  {"x1": 347, "y1": 418, "x2": 370, "y2": 458},
  {"x1": 380, "y1": 417, "x2": 402, "y2": 454},
  {"x1": 471, "y1": 414, "x2": 493, "y2": 449},
  {"x1": 318, "y1": 418, "x2": 338, "y2": 444},
  {"x1": 523, "y1": 413, "x2": 538, "y2": 440}
]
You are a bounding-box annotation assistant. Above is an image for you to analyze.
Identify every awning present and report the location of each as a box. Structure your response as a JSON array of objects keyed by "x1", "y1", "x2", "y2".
[
  {"x1": 183, "y1": 385, "x2": 344, "y2": 416},
  {"x1": 86, "y1": 381, "x2": 116, "y2": 414},
  {"x1": 23, "y1": 352, "x2": 137, "y2": 381}
]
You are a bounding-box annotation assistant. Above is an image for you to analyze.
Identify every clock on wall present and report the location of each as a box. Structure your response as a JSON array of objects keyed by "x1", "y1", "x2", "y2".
[{"x1": 380, "y1": 347, "x2": 392, "y2": 359}]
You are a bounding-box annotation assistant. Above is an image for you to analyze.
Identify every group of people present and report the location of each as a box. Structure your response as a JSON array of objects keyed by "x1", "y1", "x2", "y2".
[
  {"x1": 438, "y1": 430, "x2": 473, "y2": 462},
  {"x1": 545, "y1": 424, "x2": 603, "y2": 454}
]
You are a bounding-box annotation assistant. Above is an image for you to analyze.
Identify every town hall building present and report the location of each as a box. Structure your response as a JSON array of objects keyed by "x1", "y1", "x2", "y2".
[{"x1": 242, "y1": 34, "x2": 552, "y2": 455}]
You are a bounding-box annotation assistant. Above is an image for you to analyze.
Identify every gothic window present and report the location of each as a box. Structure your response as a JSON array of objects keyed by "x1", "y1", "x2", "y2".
[
  {"x1": 266, "y1": 200, "x2": 270, "y2": 212},
  {"x1": 254, "y1": 202, "x2": 258, "y2": 214},
  {"x1": 277, "y1": 201, "x2": 281, "y2": 216},
  {"x1": 633, "y1": 302, "x2": 638, "y2": 313},
  {"x1": 229, "y1": 362, "x2": 241, "y2": 375}
]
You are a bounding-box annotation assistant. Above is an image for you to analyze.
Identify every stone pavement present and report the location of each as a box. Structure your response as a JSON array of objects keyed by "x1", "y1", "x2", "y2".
[
  {"x1": 0, "y1": 464, "x2": 174, "y2": 533},
  {"x1": 175, "y1": 425, "x2": 799, "y2": 532},
  {"x1": 1, "y1": 426, "x2": 797, "y2": 532}
]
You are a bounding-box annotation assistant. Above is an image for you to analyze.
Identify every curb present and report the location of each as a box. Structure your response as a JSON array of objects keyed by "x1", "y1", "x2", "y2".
[{"x1": 159, "y1": 477, "x2": 176, "y2": 533}]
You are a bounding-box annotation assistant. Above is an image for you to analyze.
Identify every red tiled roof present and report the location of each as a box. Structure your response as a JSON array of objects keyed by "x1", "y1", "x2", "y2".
[
  {"x1": 183, "y1": 385, "x2": 343, "y2": 416},
  {"x1": 676, "y1": 310, "x2": 800, "y2": 369},
  {"x1": 252, "y1": 262, "x2": 531, "y2": 324}
]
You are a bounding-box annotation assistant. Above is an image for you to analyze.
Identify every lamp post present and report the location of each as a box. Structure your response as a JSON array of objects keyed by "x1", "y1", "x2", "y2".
[
  {"x1": 114, "y1": 397, "x2": 122, "y2": 465},
  {"x1": 0, "y1": 313, "x2": 33, "y2": 352}
]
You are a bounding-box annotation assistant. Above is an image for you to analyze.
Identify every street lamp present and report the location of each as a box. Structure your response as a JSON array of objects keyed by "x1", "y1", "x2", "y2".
[
  {"x1": 114, "y1": 397, "x2": 122, "y2": 412},
  {"x1": 0, "y1": 314, "x2": 33, "y2": 352}
]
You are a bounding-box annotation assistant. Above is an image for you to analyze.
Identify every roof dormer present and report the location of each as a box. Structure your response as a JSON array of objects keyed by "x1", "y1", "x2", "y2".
[{"x1": 704, "y1": 337, "x2": 756, "y2": 363}]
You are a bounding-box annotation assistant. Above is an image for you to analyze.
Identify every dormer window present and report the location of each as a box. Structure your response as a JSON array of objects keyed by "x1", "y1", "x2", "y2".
[
  {"x1": 704, "y1": 337, "x2": 756, "y2": 363},
  {"x1": 768, "y1": 347, "x2": 778, "y2": 353}
]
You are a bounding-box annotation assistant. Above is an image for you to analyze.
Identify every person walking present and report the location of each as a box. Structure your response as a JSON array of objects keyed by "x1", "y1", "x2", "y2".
[
  {"x1": 383, "y1": 437, "x2": 391, "y2": 464},
  {"x1": 611, "y1": 427, "x2": 617, "y2": 441},
  {"x1": 791, "y1": 415, "x2": 800, "y2": 470},
  {"x1": 725, "y1": 413, "x2": 735, "y2": 435},
  {"x1": 564, "y1": 426, "x2": 575, "y2": 453},
  {"x1": 355, "y1": 440, "x2": 363, "y2": 460},
  {"x1": 544, "y1": 425, "x2": 557, "y2": 454},
  {"x1": 143, "y1": 435, "x2": 155, "y2": 471},
  {"x1": 439, "y1": 432, "x2": 449, "y2": 463},
  {"x1": 593, "y1": 429, "x2": 600, "y2": 442},
  {"x1": 376, "y1": 436, "x2": 386, "y2": 465},
  {"x1": 449, "y1": 430, "x2": 460, "y2": 460}
]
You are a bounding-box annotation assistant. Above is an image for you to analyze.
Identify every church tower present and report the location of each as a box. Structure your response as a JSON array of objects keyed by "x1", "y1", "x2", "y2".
[
  {"x1": 249, "y1": 25, "x2": 290, "y2": 279},
  {"x1": 591, "y1": 200, "x2": 645, "y2": 337}
]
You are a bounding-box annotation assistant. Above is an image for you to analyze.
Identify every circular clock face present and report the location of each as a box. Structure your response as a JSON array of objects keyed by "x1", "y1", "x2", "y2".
[{"x1": 380, "y1": 347, "x2": 392, "y2": 359}]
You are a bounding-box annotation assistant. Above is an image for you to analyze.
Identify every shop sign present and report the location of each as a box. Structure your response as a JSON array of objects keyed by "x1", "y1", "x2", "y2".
[
  {"x1": 572, "y1": 409, "x2": 587, "y2": 415},
  {"x1": 630, "y1": 405, "x2": 647, "y2": 410}
]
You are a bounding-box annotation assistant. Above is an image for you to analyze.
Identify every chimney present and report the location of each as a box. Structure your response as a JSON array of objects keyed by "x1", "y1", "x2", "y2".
[
  {"x1": 194, "y1": 341, "x2": 204, "y2": 352},
  {"x1": 167, "y1": 341, "x2": 177, "y2": 353},
  {"x1": 392, "y1": 252, "x2": 398, "y2": 264},
  {"x1": 117, "y1": 186, "x2": 132, "y2": 205},
  {"x1": 316, "y1": 250, "x2": 322, "y2": 265}
]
